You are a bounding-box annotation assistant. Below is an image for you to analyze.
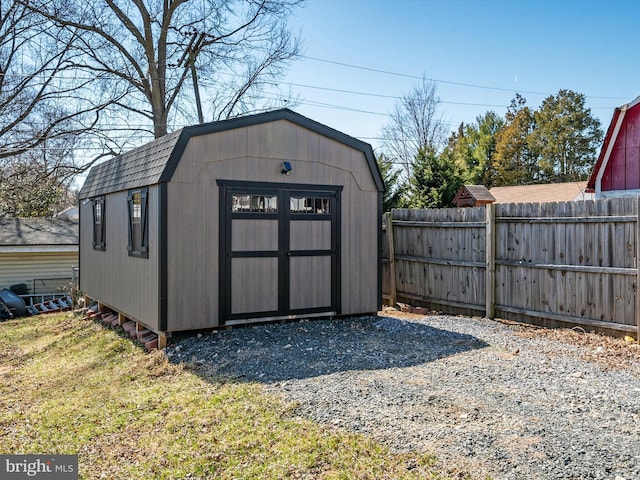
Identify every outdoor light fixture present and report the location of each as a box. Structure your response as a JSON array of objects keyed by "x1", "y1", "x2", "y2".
[{"x1": 281, "y1": 161, "x2": 292, "y2": 175}]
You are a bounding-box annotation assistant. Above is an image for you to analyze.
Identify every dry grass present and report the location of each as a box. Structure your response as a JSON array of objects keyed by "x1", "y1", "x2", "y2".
[{"x1": 0, "y1": 313, "x2": 469, "y2": 480}]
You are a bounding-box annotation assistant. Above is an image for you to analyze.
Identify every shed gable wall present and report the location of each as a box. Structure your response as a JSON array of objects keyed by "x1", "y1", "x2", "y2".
[{"x1": 166, "y1": 120, "x2": 379, "y2": 330}]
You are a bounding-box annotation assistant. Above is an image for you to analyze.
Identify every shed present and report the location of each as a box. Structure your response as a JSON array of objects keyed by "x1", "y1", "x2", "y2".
[
  {"x1": 79, "y1": 109, "x2": 384, "y2": 344},
  {"x1": 453, "y1": 185, "x2": 495, "y2": 207},
  {"x1": 587, "y1": 95, "x2": 640, "y2": 198},
  {"x1": 0, "y1": 217, "x2": 78, "y2": 294}
]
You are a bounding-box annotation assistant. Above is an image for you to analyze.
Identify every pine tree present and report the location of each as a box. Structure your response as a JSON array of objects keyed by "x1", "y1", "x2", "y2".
[
  {"x1": 409, "y1": 148, "x2": 464, "y2": 208},
  {"x1": 376, "y1": 153, "x2": 407, "y2": 212}
]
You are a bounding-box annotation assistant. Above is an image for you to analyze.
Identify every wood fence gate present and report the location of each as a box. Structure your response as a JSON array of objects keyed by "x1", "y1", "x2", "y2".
[{"x1": 382, "y1": 197, "x2": 640, "y2": 337}]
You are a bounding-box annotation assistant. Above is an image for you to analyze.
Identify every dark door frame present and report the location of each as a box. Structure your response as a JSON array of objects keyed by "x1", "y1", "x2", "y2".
[{"x1": 217, "y1": 180, "x2": 342, "y2": 324}]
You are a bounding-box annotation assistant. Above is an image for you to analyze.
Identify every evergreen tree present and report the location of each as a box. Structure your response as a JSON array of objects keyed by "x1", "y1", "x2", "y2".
[
  {"x1": 448, "y1": 112, "x2": 504, "y2": 186},
  {"x1": 493, "y1": 103, "x2": 539, "y2": 186},
  {"x1": 409, "y1": 148, "x2": 464, "y2": 208},
  {"x1": 530, "y1": 89, "x2": 603, "y2": 182},
  {"x1": 376, "y1": 153, "x2": 407, "y2": 212},
  {"x1": 493, "y1": 90, "x2": 603, "y2": 185}
]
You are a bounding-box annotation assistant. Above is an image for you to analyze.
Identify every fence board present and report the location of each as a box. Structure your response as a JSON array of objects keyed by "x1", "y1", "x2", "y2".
[{"x1": 382, "y1": 197, "x2": 640, "y2": 335}]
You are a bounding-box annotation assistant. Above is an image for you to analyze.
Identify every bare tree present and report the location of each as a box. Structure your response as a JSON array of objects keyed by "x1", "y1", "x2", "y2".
[
  {"x1": 0, "y1": 0, "x2": 107, "y2": 160},
  {"x1": 20, "y1": 0, "x2": 303, "y2": 139},
  {"x1": 0, "y1": 135, "x2": 79, "y2": 216},
  {"x1": 0, "y1": 1, "x2": 121, "y2": 216},
  {"x1": 381, "y1": 78, "x2": 448, "y2": 178}
]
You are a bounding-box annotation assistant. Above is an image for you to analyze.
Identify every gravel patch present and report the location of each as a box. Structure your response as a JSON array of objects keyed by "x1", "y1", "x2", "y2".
[{"x1": 167, "y1": 314, "x2": 640, "y2": 480}]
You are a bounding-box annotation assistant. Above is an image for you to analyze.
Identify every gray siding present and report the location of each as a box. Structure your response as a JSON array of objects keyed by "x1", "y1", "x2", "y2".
[
  {"x1": 166, "y1": 119, "x2": 379, "y2": 330},
  {"x1": 0, "y1": 251, "x2": 78, "y2": 291},
  {"x1": 80, "y1": 187, "x2": 160, "y2": 329}
]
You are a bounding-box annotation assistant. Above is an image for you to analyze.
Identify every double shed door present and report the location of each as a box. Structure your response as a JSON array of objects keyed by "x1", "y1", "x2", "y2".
[{"x1": 219, "y1": 181, "x2": 341, "y2": 323}]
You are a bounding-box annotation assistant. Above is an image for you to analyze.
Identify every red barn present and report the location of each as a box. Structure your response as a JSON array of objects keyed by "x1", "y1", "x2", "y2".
[{"x1": 587, "y1": 96, "x2": 640, "y2": 198}]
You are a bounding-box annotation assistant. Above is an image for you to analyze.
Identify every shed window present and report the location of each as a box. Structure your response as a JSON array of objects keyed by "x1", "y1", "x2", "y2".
[
  {"x1": 290, "y1": 197, "x2": 330, "y2": 214},
  {"x1": 92, "y1": 196, "x2": 106, "y2": 250},
  {"x1": 127, "y1": 188, "x2": 148, "y2": 258},
  {"x1": 232, "y1": 194, "x2": 278, "y2": 213}
]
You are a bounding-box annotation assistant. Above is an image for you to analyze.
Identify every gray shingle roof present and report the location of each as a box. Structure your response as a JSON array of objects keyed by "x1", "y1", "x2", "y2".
[
  {"x1": 79, "y1": 109, "x2": 384, "y2": 200},
  {"x1": 79, "y1": 129, "x2": 183, "y2": 199},
  {"x1": 0, "y1": 217, "x2": 79, "y2": 246}
]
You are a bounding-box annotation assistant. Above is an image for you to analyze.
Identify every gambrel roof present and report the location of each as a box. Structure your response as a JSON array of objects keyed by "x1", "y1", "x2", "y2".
[
  {"x1": 80, "y1": 130, "x2": 182, "y2": 199},
  {"x1": 79, "y1": 109, "x2": 384, "y2": 199}
]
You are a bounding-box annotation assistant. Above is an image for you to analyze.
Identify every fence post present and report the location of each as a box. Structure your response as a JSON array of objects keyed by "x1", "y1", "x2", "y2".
[
  {"x1": 385, "y1": 212, "x2": 397, "y2": 308},
  {"x1": 485, "y1": 204, "x2": 496, "y2": 319},
  {"x1": 636, "y1": 196, "x2": 640, "y2": 342},
  {"x1": 71, "y1": 266, "x2": 77, "y2": 309}
]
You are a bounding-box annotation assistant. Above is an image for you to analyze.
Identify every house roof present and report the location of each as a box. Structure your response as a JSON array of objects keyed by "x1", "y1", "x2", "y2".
[
  {"x1": 586, "y1": 95, "x2": 640, "y2": 193},
  {"x1": 0, "y1": 217, "x2": 79, "y2": 246},
  {"x1": 489, "y1": 182, "x2": 592, "y2": 204},
  {"x1": 79, "y1": 109, "x2": 384, "y2": 199}
]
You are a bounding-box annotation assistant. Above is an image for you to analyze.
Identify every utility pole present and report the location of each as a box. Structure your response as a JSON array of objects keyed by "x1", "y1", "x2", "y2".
[{"x1": 178, "y1": 32, "x2": 206, "y2": 124}]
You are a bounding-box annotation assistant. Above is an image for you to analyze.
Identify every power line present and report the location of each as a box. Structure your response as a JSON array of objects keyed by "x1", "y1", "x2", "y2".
[
  {"x1": 300, "y1": 55, "x2": 630, "y2": 101},
  {"x1": 280, "y1": 81, "x2": 511, "y2": 108}
]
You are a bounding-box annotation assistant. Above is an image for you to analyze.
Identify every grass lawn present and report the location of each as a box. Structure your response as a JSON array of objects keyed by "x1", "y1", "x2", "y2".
[{"x1": 0, "y1": 313, "x2": 463, "y2": 479}]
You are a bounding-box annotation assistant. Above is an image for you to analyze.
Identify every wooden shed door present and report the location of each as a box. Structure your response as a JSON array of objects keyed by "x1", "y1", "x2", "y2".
[{"x1": 219, "y1": 181, "x2": 341, "y2": 323}]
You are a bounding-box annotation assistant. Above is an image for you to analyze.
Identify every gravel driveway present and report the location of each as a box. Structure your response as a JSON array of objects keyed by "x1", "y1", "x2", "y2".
[{"x1": 167, "y1": 313, "x2": 640, "y2": 480}]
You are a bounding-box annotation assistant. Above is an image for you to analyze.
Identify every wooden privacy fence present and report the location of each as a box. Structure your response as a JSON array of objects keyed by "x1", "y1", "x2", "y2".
[{"x1": 382, "y1": 197, "x2": 640, "y2": 337}]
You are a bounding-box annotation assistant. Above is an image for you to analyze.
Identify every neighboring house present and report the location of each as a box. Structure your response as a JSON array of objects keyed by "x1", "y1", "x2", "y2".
[
  {"x1": 78, "y1": 109, "x2": 384, "y2": 345},
  {"x1": 0, "y1": 217, "x2": 79, "y2": 294},
  {"x1": 453, "y1": 185, "x2": 495, "y2": 207},
  {"x1": 587, "y1": 95, "x2": 640, "y2": 199},
  {"x1": 489, "y1": 182, "x2": 593, "y2": 204},
  {"x1": 56, "y1": 206, "x2": 79, "y2": 222}
]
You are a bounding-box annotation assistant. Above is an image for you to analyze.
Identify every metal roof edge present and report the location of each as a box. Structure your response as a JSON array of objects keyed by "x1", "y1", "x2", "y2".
[{"x1": 625, "y1": 95, "x2": 640, "y2": 110}]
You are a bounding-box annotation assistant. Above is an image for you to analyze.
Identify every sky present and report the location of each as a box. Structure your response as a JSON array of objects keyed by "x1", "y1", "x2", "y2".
[{"x1": 280, "y1": 0, "x2": 640, "y2": 152}]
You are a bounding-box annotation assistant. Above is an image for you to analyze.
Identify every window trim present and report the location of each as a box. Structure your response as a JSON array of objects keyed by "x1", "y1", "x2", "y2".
[
  {"x1": 127, "y1": 187, "x2": 148, "y2": 258},
  {"x1": 231, "y1": 193, "x2": 278, "y2": 213},
  {"x1": 92, "y1": 196, "x2": 106, "y2": 251}
]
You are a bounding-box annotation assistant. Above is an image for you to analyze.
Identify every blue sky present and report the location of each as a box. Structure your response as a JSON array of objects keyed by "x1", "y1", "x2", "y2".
[{"x1": 282, "y1": 0, "x2": 640, "y2": 151}]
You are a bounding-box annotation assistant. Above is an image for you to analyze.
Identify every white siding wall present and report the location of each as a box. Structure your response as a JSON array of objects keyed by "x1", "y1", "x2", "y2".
[{"x1": 0, "y1": 251, "x2": 78, "y2": 292}]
